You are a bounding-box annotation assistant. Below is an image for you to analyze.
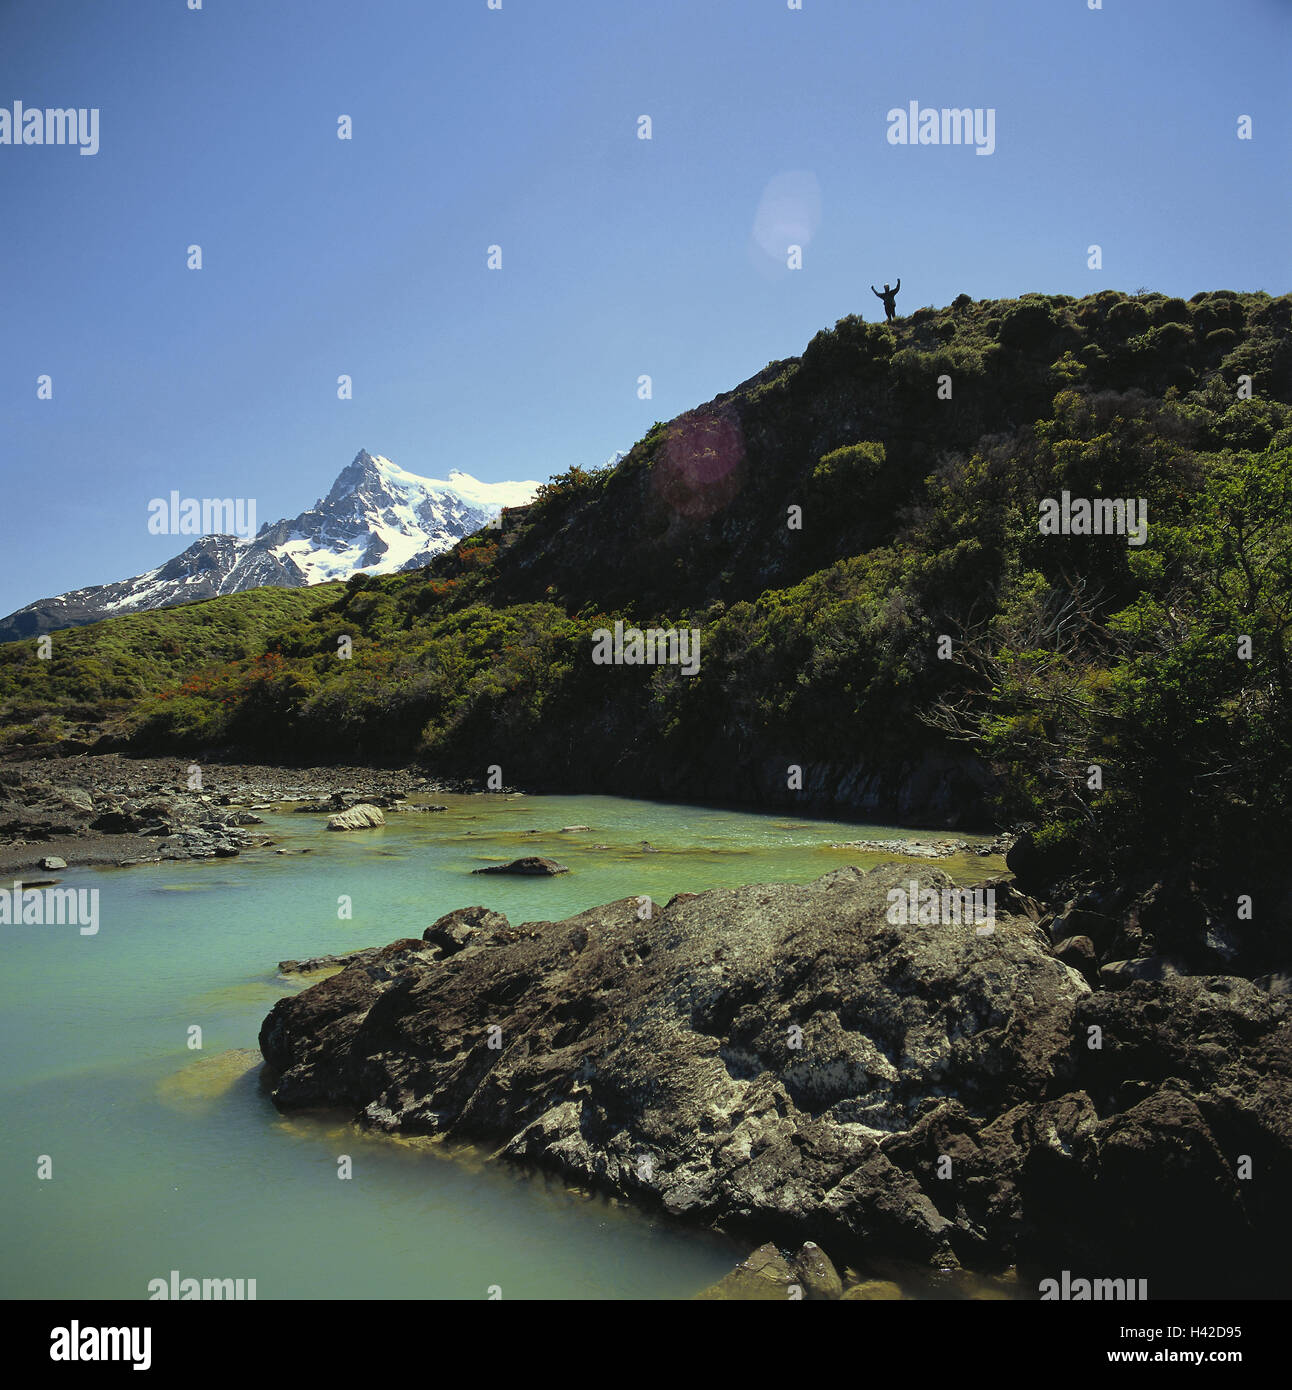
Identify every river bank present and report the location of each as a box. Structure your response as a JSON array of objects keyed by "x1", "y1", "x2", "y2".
[
  {"x1": 0, "y1": 752, "x2": 1011, "y2": 876},
  {"x1": 0, "y1": 754, "x2": 470, "y2": 874}
]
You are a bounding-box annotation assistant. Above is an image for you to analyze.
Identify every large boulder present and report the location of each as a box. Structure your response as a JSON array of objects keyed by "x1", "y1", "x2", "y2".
[
  {"x1": 258, "y1": 866, "x2": 1292, "y2": 1295},
  {"x1": 262, "y1": 866, "x2": 1074, "y2": 1257},
  {"x1": 1005, "y1": 827, "x2": 1083, "y2": 897}
]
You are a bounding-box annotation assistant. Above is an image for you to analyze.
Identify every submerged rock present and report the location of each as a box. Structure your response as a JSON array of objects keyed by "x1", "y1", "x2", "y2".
[
  {"x1": 471, "y1": 856, "x2": 568, "y2": 875},
  {"x1": 258, "y1": 864, "x2": 1292, "y2": 1294},
  {"x1": 695, "y1": 1243, "x2": 797, "y2": 1300},
  {"x1": 157, "y1": 1048, "x2": 263, "y2": 1112},
  {"x1": 841, "y1": 1279, "x2": 905, "y2": 1301}
]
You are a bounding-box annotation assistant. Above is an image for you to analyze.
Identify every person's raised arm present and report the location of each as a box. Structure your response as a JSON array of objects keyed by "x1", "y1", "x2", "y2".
[
  {"x1": 871, "y1": 286, "x2": 881, "y2": 297},
  {"x1": 894, "y1": 278, "x2": 900, "y2": 292}
]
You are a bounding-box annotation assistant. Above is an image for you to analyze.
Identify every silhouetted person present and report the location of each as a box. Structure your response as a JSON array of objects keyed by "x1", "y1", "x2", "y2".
[{"x1": 872, "y1": 279, "x2": 900, "y2": 321}]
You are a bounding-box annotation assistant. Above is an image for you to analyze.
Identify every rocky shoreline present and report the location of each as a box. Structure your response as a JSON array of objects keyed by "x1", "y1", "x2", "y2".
[
  {"x1": 830, "y1": 835, "x2": 1012, "y2": 859},
  {"x1": 0, "y1": 754, "x2": 470, "y2": 874},
  {"x1": 259, "y1": 863, "x2": 1292, "y2": 1299}
]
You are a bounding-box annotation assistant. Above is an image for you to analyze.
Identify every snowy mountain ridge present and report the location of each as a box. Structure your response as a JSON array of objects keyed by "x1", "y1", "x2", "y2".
[{"x1": 0, "y1": 450, "x2": 544, "y2": 641}]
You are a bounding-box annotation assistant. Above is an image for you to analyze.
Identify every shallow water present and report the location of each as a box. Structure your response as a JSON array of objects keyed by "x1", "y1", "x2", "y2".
[{"x1": 0, "y1": 792, "x2": 1003, "y2": 1299}]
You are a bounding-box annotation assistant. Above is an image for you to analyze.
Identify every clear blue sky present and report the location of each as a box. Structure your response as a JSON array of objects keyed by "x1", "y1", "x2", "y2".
[{"x1": 1, "y1": 0, "x2": 1288, "y2": 615}]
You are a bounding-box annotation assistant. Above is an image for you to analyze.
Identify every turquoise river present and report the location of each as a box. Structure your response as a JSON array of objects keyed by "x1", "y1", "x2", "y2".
[{"x1": 0, "y1": 792, "x2": 1003, "y2": 1300}]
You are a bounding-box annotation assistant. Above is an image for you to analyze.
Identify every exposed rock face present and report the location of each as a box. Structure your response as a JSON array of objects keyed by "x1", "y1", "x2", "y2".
[
  {"x1": 470, "y1": 856, "x2": 568, "y2": 875},
  {"x1": 258, "y1": 864, "x2": 1292, "y2": 1296},
  {"x1": 325, "y1": 804, "x2": 386, "y2": 831}
]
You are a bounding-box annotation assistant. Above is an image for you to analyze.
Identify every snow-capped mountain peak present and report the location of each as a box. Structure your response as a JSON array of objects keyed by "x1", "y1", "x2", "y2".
[
  {"x1": 0, "y1": 449, "x2": 543, "y2": 641},
  {"x1": 261, "y1": 450, "x2": 540, "y2": 586}
]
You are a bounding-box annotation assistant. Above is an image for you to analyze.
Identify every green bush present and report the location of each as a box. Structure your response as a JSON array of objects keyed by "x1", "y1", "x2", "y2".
[{"x1": 812, "y1": 442, "x2": 886, "y2": 497}]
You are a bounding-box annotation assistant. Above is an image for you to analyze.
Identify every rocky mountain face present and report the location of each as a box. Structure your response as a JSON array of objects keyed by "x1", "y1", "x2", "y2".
[
  {"x1": 258, "y1": 862, "x2": 1292, "y2": 1297},
  {"x1": 0, "y1": 451, "x2": 538, "y2": 641}
]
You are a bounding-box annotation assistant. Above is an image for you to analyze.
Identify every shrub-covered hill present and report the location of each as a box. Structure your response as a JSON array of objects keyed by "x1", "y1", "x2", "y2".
[
  {"x1": 0, "y1": 586, "x2": 335, "y2": 751},
  {"x1": 3, "y1": 288, "x2": 1291, "y2": 952}
]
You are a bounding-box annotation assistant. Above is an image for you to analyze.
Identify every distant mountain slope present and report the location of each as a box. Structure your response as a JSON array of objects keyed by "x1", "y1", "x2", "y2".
[{"x1": 0, "y1": 451, "x2": 539, "y2": 641}]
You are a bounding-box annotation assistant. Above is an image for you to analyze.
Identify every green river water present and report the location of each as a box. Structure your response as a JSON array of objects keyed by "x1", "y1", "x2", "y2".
[{"x1": 0, "y1": 792, "x2": 1005, "y2": 1300}]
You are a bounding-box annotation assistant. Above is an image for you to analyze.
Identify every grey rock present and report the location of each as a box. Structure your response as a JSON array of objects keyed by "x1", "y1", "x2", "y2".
[
  {"x1": 1052, "y1": 934, "x2": 1100, "y2": 986},
  {"x1": 325, "y1": 804, "x2": 386, "y2": 831},
  {"x1": 1099, "y1": 956, "x2": 1186, "y2": 988},
  {"x1": 255, "y1": 866, "x2": 1292, "y2": 1296},
  {"x1": 422, "y1": 905, "x2": 509, "y2": 957},
  {"x1": 1053, "y1": 908, "x2": 1118, "y2": 953},
  {"x1": 278, "y1": 938, "x2": 432, "y2": 976}
]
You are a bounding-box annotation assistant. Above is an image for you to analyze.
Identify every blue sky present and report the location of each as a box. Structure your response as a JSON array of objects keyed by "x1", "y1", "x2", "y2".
[{"x1": 1, "y1": 0, "x2": 1288, "y2": 616}]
